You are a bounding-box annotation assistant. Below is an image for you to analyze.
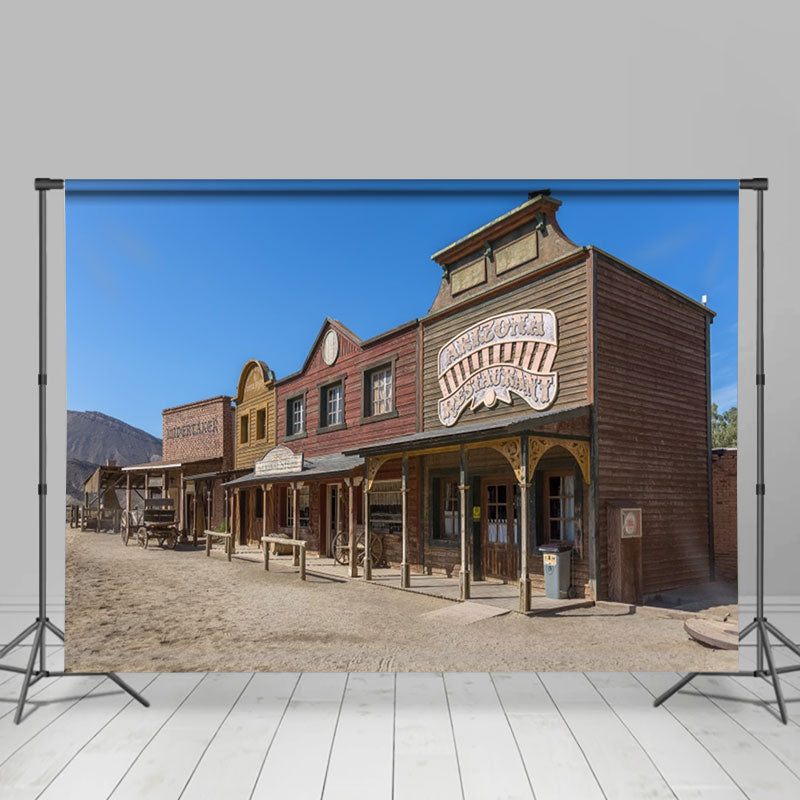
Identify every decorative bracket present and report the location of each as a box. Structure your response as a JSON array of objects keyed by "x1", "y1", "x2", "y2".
[{"x1": 529, "y1": 436, "x2": 591, "y2": 484}]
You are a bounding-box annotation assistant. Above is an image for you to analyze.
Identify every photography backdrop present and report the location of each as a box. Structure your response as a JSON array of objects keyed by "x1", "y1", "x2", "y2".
[{"x1": 63, "y1": 180, "x2": 739, "y2": 672}]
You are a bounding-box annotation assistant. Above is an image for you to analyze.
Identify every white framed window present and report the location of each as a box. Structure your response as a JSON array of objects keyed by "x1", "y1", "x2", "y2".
[
  {"x1": 368, "y1": 365, "x2": 393, "y2": 416},
  {"x1": 289, "y1": 396, "x2": 305, "y2": 435},
  {"x1": 369, "y1": 479, "x2": 402, "y2": 534},
  {"x1": 324, "y1": 382, "x2": 343, "y2": 427}
]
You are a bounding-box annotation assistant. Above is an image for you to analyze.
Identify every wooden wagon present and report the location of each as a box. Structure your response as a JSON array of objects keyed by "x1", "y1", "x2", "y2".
[{"x1": 135, "y1": 499, "x2": 179, "y2": 549}]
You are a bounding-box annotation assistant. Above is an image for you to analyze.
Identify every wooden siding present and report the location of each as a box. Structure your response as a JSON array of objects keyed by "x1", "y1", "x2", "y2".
[
  {"x1": 234, "y1": 363, "x2": 277, "y2": 470},
  {"x1": 275, "y1": 322, "x2": 418, "y2": 458},
  {"x1": 421, "y1": 257, "x2": 591, "y2": 431},
  {"x1": 594, "y1": 252, "x2": 713, "y2": 597}
]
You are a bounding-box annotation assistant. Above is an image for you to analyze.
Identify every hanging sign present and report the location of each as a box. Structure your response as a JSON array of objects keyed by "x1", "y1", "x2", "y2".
[
  {"x1": 620, "y1": 508, "x2": 642, "y2": 539},
  {"x1": 437, "y1": 309, "x2": 559, "y2": 426},
  {"x1": 255, "y1": 445, "x2": 304, "y2": 477}
]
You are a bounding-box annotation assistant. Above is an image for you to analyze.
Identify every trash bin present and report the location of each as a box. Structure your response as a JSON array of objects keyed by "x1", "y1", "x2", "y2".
[{"x1": 538, "y1": 543, "x2": 573, "y2": 599}]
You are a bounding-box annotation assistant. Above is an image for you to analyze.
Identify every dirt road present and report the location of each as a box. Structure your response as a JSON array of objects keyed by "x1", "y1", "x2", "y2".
[{"x1": 65, "y1": 527, "x2": 738, "y2": 673}]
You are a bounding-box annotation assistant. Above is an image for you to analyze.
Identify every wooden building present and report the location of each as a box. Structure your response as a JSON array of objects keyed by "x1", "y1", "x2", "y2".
[
  {"x1": 224, "y1": 318, "x2": 418, "y2": 569},
  {"x1": 224, "y1": 193, "x2": 715, "y2": 609},
  {"x1": 122, "y1": 395, "x2": 236, "y2": 539},
  {"x1": 345, "y1": 194, "x2": 714, "y2": 608}
]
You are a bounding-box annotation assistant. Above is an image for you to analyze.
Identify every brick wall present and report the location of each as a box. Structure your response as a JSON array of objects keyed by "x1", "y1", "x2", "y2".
[
  {"x1": 712, "y1": 448, "x2": 737, "y2": 583},
  {"x1": 162, "y1": 396, "x2": 234, "y2": 467}
]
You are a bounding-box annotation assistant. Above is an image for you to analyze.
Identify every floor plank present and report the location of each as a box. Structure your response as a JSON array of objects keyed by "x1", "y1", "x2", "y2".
[
  {"x1": 251, "y1": 672, "x2": 347, "y2": 800},
  {"x1": 322, "y1": 673, "x2": 395, "y2": 800},
  {"x1": 444, "y1": 672, "x2": 533, "y2": 800},
  {"x1": 491, "y1": 672, "x2": 605, "y2": 800},
  {"x1": 692, "y1": 673, "x2": 800, "y2": 777},
  {"x1": 0, "y1": 673, "x2": 155, "y2": 799},
  {"x1": 109, "y1": 672, "x2": 251, "y2": 800},
  {"x1": 37, "y1": 673, "x2": 204, "y2": 800},
  {"x1": 635, "y1": 671, "x2": 800, "y2": 800},
  {"x1": 539, "y1": 672, "x2": 675, "y2": 799},
  {"x1": 393, "y1": 673, "x2": 462, "y2": 800},
  {"x1": 179, "y1": 672, "x2": 299, "y2": 800},
  {"x1": 0, "y1": 675, "x2": 104, "y2": 766},
  {"x1": 586, "y1": 672, "x2": 747, "y2": 799}
]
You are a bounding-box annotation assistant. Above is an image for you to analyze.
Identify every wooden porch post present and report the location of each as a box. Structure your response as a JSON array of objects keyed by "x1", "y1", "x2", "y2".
[
  {"x1": 125, "y1": 472, "x2": 131, "y2": 518},
  {"x1": 400, "y1": 453, "x2": 410, "y2": 588},
  {"x1": 262, "y1": 483, "x2": 268, "y2": 545},
  {"x1": 144, "y1": 472, "x2": 148, "y2": 501},
  {"x1": 193, "y1": 492, "x2": 198, "y2": 546},
  {"x1": 179, "y1": 471, "x2": 185, "y2": 534},
  {"x1": 346, "y1": 477, "x2": 358, "y2": 578},
  {"x1": 292, "y1": 483, "x2": 300, "y2": 566},
  {"x1": 162, "y1": 470, "x2": 167, "y2": 501},
  {"x1": 519, "y1": 435, "x2": 531, "y2": 613},
  {"x1": 459, "y1": 445, "x2": 470, "y2": 600},
  {"x1": 363, "y1": 460, "x2": 372, "y2": 581},
  {"x1": 224, "y1": 488, "x2": 229, "y2": 533}
]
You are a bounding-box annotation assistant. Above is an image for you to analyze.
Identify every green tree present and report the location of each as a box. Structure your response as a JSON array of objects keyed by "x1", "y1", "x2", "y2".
[{"x1": 711, "y1": 403, "x2": 737, "y2": 448}]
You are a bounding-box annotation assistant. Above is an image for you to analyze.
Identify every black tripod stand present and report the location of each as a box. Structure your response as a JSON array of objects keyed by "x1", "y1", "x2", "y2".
[
  {"x1": 654, "y1": 178, "x2": 800, "y2": 724},
  {"x1": 0, "y1": 179, "x2": 149, "y2": 724}
]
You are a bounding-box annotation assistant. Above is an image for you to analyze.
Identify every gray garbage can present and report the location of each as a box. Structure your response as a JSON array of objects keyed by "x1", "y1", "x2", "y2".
[{"x1": 538, "y1": 543, "x2": 573, "y2": 599}]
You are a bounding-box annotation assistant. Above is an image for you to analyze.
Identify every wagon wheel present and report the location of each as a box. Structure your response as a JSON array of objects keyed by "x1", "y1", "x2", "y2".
[
  {"x1": 122, "y1": 525, "x2": 131, "y2": 547},
  {"x1": 120, "y1": 515, "x2": 128, "y2": 545},
  {"x1": 168, "y1": 527, "x2": 179, "y2": 549},
  {"x1": 332, "y1": 531, "x2": 350, "y2": 566},
  {"x1": 137, "y1": 526, "x2": 148, "y2": 549},
  {"x1": 356, "y1": 532, "x2": 383, "y2": 567}
]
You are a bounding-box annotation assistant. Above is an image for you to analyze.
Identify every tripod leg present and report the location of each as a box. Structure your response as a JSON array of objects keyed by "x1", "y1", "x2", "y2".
[
  {"x1": 44, "y1": 620, "x2": 65, "y2": 641},
  {"x1": 758, "y1": 621, "x2": 788, "y2": 725},
  {"x1": 14, "y1": 622, "x2": 44, "y2": 725},
  {"x1": 0, "y1": 620, "x2": 39, "y2": 660},
  {"x1": 653, "y1": 672, "x2": 698, "y2": 708},
  {"x1": 739, "y1": 619, "x2": 757, "y2": 640},
  {"x1": 764, "y1": 621, "x2": 800, "y2": 660},
  {"x1": 106, "y1": 673, "x2": 150, "y2": 707}
]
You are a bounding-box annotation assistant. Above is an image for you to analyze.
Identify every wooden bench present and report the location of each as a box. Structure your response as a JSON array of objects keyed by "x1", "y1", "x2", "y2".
[
  {"x1": 205, "y1": 530, "x2": 233, "y2": 562},
  {"x1": 261, "y1": 536, "x2": 306, "y2": 580}
]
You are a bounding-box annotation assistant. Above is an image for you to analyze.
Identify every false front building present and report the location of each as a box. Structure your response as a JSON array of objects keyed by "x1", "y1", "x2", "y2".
[
  {"x1": 346, "y1": 193, "x2": 715, "y2": 609},
  {"x1": 224, "y1": 318, "x2": 419, "y2": 573}
]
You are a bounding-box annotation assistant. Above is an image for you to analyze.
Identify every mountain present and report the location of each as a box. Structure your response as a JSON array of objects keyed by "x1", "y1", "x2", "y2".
[
  {"x1": 66, "y1": 411, "x2": 162, "y2": 505},
  {"x1": 67, "y1": 410, "x2": 162, "y2": 467}
]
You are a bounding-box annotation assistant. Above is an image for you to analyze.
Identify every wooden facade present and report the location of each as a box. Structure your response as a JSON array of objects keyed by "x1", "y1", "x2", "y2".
[
  {"x1": 234, "y1": 360, "x2": 277, "y2": 470},
  {"x1": 220, "y1": 193, "x2": 717, "y2": 606}
]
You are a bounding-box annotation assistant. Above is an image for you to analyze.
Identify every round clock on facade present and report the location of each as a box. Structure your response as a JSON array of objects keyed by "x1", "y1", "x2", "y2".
[{"x1": 322, "y1": 329, "x2": 339, "y2": 366}]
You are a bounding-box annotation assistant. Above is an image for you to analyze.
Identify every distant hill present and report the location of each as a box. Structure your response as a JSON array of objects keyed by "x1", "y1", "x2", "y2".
[
  {"x1": 67, "y1": 410, "x2": 162, "y2": 467},
  {"x1": 66, "y1": 411, "x2": 162, "y2": 504}
]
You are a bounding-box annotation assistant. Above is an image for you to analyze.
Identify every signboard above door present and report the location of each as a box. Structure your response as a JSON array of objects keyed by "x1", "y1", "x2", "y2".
[{"x1": 255, "y1": 445, "x2": 304, "y2": 477}]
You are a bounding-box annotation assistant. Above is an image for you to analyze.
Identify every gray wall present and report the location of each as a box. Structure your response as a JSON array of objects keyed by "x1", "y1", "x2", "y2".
[{"x1": 1, "y1": 2, "x2": 798, "y2": 640}]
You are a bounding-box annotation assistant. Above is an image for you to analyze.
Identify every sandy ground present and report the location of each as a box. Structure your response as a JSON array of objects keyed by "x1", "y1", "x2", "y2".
[{"x1": 65, "y1": 526, "x2": 739, "y2": 673}]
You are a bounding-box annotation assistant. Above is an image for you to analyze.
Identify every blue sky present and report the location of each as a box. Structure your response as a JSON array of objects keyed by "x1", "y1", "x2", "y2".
[{"x1": 66, "y1": 180, "x2": 738, "y2": 438}]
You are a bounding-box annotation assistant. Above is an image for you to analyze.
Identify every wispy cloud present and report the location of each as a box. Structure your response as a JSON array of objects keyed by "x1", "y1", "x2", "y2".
[
  {"x1": 712, "y1": 381, "x2": 738, "y2": 410},
  {"x1": 632, "y1": 222, "x2": 703, "y2": 264}
]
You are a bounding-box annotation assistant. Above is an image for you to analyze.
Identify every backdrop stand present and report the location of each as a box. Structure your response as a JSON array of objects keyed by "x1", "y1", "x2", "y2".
[
  {"x1": 0, "y1": 179, "x2": 149, "y2": 724},
  {"x1": 654, "y1": 178, "x2": 800, "y2": 725}
]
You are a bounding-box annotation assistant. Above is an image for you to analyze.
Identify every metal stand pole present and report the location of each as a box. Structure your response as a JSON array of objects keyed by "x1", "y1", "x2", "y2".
[
  {"x1": 654, "y1": 178, "x2": 799, "y2": 725},
  {"x1": 0, "y1": 179, "x2": 149, "y2": 724}
]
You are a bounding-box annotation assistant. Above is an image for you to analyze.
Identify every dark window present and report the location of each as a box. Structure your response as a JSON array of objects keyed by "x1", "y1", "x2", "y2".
[
  {"x1": 255, "y1": 487, "x2": 263, "y2": 518},
  {"x1": 256, "y1": 408, "x2": 266, "y2": 440},
  {"x1": 240, "y1": 414, "x2": 249, "y2": 444},
  {"x1": 364, "y1": 364, "x2": 393, "y2": 417},
  {"x1": 320, "y1": 381, "x2": 343, "y2": 427},
  {"x1": 368, "y1": 479, "x2": 402, "y2": 535},
  {"x1": 544, "y1": 471, "x2": 577, "y2": 543}
]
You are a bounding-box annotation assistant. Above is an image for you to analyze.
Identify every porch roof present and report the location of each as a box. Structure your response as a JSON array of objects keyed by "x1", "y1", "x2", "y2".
[
  {"x1": 342, "y1": 403, "x2": 592, "y2": 457},
  {"x1": 222, "y1": 452, "x2": 364, "y2": 488}
]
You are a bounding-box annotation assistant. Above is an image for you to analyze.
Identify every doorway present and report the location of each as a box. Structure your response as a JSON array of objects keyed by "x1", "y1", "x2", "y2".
[
  {"x1": 481, "y1": 479, "x2": 520, "y2": 581},
  {"x1": 325, "y1": 484, "x2": 340, "y2": 558}
]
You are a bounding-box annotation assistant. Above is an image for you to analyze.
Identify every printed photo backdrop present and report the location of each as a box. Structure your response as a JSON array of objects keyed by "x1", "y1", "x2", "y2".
[{"x1": 65, "y1": 180, "x2": 739, "y2": 672}]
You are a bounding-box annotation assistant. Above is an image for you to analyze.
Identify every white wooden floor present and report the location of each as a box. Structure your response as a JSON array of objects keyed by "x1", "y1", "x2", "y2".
[{"x1": 1, "y1": 646, "x2": 799, "y2": 799}]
